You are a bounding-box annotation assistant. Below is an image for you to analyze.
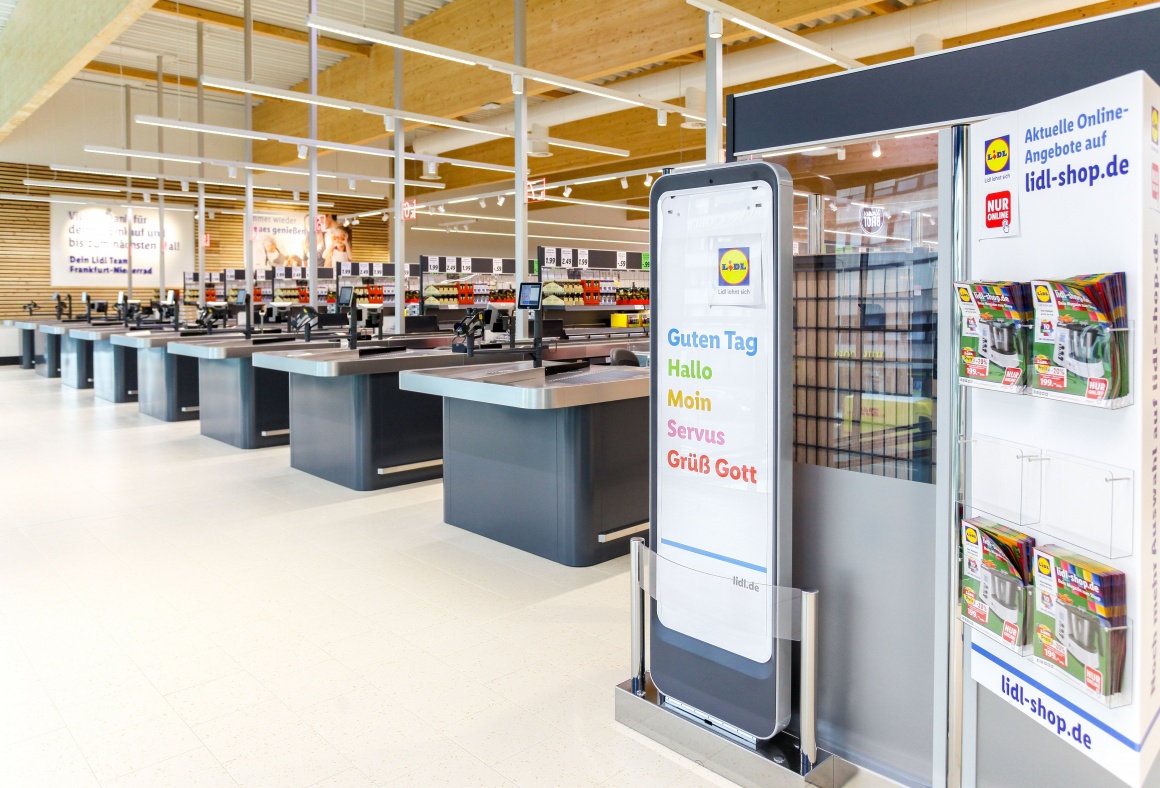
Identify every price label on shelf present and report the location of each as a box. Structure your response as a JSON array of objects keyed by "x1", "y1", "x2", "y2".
[
  {"x1": 372, "y1": 264, "x2": 384, "y2": 277},
  {"x1": 446, "y1": 257, "x2": 458, "y2": 273},
  {"x1": 578, "y1": 249, "x2": 589, "y2": 268},
  {"x1": 545, "y1": 248, "x2": 557, "y2": 267},
  {"x1": 340, "y1": 263, "x2": 352, "y2": 276},
  {"x1": 292, "y1": 267, "x2": 304, "y2": 279},
  {"x1": 616, "y1": 251, "x2": 627, "y2": 269},
  {"x1": 460, "y1": 257, "x2": 472, "y2": 273},
  {"x1": 562, "y1": 249, "x2": 574, "y2": 268},
  {"x1": 492, "y1": 258, "x2": 504, "y2": 274},
  {"x1": 428, "y1": 258, "x2": 440, "y2": 273}
]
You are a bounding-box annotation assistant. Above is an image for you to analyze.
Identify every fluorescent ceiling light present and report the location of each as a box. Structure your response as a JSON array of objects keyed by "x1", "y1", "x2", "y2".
[
  {"x1": 202, "y1": 76, "x2": 510, "y2": 139},
  {"x1": 894, "y1": 129, "x2": 939, "y2": 139},
  {"x1": 419, "y1": 210, "x2": 649, "y2": 234},
  {"x1": 411, "y1": 226, "x2": 650, "y2": 247},
  {"x1": 544, "y1": 196, "x2": 650, "y2": 213},
  {"x1": 685, "y1": 0, "x2": 863, "y2": 70},
  {"x1": 306, "y1": 15, "x2": 703, "y2": 121},
  {"x1": 543, "y1": 137, "x2": 629, "y2": 158},
  {"x1": 22, "y1": 180, "x2": 122, "y2": 193},
  {"x1": 762, "y1": 145, "x2": 825, "y2": 157}
]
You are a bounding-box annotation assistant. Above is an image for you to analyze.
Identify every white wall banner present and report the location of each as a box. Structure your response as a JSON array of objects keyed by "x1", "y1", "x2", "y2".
[
  {"x1": 252, "y1": 211, "x2": 308, "y2": 268},
  {"x1": 51, "y1": 202, "x2": 193, "y2": 288}
]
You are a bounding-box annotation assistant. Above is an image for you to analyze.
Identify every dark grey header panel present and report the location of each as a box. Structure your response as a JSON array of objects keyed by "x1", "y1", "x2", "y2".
[{"x1": 727, "y1": 7, "x2": 1160, "y2": 156}]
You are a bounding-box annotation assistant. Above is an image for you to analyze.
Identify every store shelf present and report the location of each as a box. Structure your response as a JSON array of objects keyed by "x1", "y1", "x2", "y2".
[{"x1": 544, "y1": 304, "x2": 649, "y2": 311}]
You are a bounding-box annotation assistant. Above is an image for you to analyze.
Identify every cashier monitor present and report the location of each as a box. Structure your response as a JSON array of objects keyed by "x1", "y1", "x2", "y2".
[
  {"x1": 517, "y1": 282, "x2": 542, "y2": 310},
  {"x1": 337, "y1": 286, "x2": 354, "y2": 309}
]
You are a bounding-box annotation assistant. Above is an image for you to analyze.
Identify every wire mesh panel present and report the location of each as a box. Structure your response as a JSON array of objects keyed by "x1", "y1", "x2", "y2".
[{"x1": 792, "y1": 251, "x2": 937, "y2": 482}]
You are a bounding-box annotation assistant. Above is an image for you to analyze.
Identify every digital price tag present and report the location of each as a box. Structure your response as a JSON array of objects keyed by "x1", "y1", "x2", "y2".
[
  {"x1": 492, "y1": 258, "x2": 504, "y2": 274},
  {"x1": 616, "y1": 251, "x2": 627, "y2": 269},
  {"x1": 340, "y1": 263, "x2": 352, "y2": 276},
  {"x1": 428, "y1": 258, "x2": 440, "y2": 273},
  {"x1": 292, "y1": 267, "x2": 304, "y2": 279},
  {"x1": 372, "y1": 263, "x2": 384, "y2": 277},
  {"x1": 578, "y1": 249, "x2": 589, "y2": 269},
  {"x1": 446, "y1": 257, "x2": 458, "y2": 273},
  {"x1": 545, "y1": 248, "x2": 557, "y2": 267},
  {"x1": 562, "y1": 248, "x2": 574, "y2": 268},
  {"x1": 460, "y1": 257, "x2": 472, "y2": 273}
]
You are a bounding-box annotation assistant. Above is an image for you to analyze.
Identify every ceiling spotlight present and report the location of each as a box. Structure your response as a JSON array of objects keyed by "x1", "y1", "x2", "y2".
[
  {"x1": 420, "y1": 161, "x2": 441, "y2": 181},
  {"x1": 194, "y1": 211, "x2": 201, "y2": 219},
  {"x1": 497, "y1": 195, "x2": 505, "y2": 206},
  {"x1": 528, "y1": 123, "x2": 552, "y2": 158},
  {"x1": 143, "y1": 193, "x2": 151, "y2": 203},
  {"x1": 352, "y1": 218, "x2": 360, "y2": 225},
  {"x1": 829, "y1": 201, "x2": 838, "y2": 212},
  {"x1": 620, "y1": 177, "x2": 629, "y2": 190},
  {"x1": 348, "y1": 179, "x2": 356, "y2": 190},
  {"x1": 478, "y1": 198, "x2": 487, "y2": 208},
  {"x1": 382, "y1": 213, "x2": 388, "y2": 221},
  {"x1": 644, "y1": 173, "x2": 654, "y2": 187},
  {"x1": 436, "y1": 204, "x2": 446, "y2": 213},
  {"x1": 836, "y1": 147, "x2": 846, "y2": 161},
  {"x1": 293, "y1": 191, "x2": 300, "y2": 201},
  {"x1": 343, "y1": 218, "x2": 350, "y2": 227},
  {"x1": 297, "y1": 145, "x2": 307, "y2": 159},
  {"x1": 563, "y1": 185, "x2": 572, "y2": 197},
  {"x1": 227, "y1": 166, "x2": 237, "y2": 179},
  {"x1": 209, "y1": 211, "x2": 215, "y2": 219},
  {"x1": 681, "y1": 87, "x2": 707, "y2": 130},
  {"x1": 511, "y1": 74, "x2": 524, "y2": 96},
  {"x1": 657, "y1": 109, "x2": 668, "y2": 127},
  {"x1": 181, "y1": 180, "x2": 189, "y2": 191},
  {"x1": 708, "y1": 11, "x2": 723, "y2": 39},
  {"x1": 872, "y1": 141, "x2": 882, "y2": 158}
]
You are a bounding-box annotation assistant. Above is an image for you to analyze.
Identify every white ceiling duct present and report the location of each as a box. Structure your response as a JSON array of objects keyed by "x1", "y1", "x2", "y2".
[
  {"x1": 680, "y1": 87, "x2": 707, "y2": 130},
  {"x1": 412, "y1": 0, "x2": 1097, "y2": 157}
]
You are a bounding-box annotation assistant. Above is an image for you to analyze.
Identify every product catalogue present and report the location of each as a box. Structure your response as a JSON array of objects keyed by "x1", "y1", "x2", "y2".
[
  {"x1": 1032, "y1": 545, "x2": 1127, "y2": 697},
  {"x1": 1030, "y1": 273, "x2": 1129, "y2": 404},
  {"x1": 954, "y1": 281, "x2": 1033, "y2": 392},
  {"x1": 962, "y1": 517, "x2": 1035, "y2": 647}
]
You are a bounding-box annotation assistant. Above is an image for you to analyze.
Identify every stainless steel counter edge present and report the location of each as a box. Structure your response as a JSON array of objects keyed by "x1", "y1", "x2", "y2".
[
  {"x1": 399, "y1": 364, "x2": 649, "y2": 409},
  {"x1": 110, "y1": 331, "x2": 246, "y2": 349},
  {"x1": 252, "y1": 347, "x2": 470, "y2": 377},
  {"x1": 68, "y1": 326, "x2": 136, "y2": 341},
  {"x1": 167, "y1": 338, "x2": 342, "y2": 360}
]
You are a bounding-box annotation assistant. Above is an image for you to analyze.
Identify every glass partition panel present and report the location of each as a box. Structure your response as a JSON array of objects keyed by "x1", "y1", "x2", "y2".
[{"x1": 771, "y1": 133, "x2": 940, "y2": 482}]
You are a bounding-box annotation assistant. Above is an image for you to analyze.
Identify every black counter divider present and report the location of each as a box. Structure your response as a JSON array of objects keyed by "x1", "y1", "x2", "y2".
[{"x1": 727, "y1": 6, "x2": 1160, "y2": 156}]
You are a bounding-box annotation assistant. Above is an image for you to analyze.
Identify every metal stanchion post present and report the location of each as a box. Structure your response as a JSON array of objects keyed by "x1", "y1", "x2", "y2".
[
  {"x1": 800, "y1": 589, "x2": 819, "y2": 773},
  {"x1": 630, "y1": 536, "x2": 647, "y2": 696}
]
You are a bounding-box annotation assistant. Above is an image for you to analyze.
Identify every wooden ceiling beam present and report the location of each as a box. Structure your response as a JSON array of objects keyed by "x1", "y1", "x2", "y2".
[
  {"x1": 149, "y1": 0, "x2": 372, "y2": 58},
  {"x1": 251, "y1": 0, "x2": 881, "y2": 165}
]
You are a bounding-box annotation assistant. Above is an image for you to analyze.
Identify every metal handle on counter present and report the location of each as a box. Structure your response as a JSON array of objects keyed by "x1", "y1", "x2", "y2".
[
  {"x1": 800, "y1": 588, "x2": 819, "y2": 774},
  {"x1": 629, "y1": 536, "x2": 647, "y2": 696}
]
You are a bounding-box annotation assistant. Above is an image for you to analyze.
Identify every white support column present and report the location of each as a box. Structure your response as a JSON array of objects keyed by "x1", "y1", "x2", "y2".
[
  {"x1": 392, "y1": 0, "x2": 406, "y2": 334},
  {"x1": 243, "y1": 0, "x2": 254, "y2": 319},
  {"x1": 513, "y1": 0, "x2": 528, "y2": 339},
  {"x1": 307, "y1": 0, "x2": 318, "y2": 309},
  {"x1": 705, "y1": 10, "x2": 723, "y2": 163},
  {"x1": 156, "y1": 55, "x2": 166, "y2": 301},
  {"x1": 124, "y1": 84, "x2": 134, "y2": 300},
  {"x1": 196, "y1": 21, "x2": 206, "y2": 309}
]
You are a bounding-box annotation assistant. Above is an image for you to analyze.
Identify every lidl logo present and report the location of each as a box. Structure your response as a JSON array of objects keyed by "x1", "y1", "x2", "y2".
[
  {"x1": 965, "y1": 526, "x2": 979, "y2": 544},
  {"x1": 718, "y1": 247, "x2": 750, "y2": 287},
  {"x1": 957, "y1": 286, "x2": 972, "y2": 303},
  {"x1": 1152, "y1": 107, "x2": 1158, "y2": 144},
  {"x1": 1035, "y1": 284, "x2": 1051, "y2": 303},
  {"x1": 984, "y1": 136, "x2": 1011, "y2": 175},
  {"x1": 1037, "y1": 555, "x2": 1052, "y2": 575}
]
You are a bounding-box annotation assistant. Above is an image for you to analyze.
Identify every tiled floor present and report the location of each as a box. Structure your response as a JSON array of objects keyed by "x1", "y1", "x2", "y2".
[{"x1": 0, "y1": 367, "x2": 741, "y2": 787}]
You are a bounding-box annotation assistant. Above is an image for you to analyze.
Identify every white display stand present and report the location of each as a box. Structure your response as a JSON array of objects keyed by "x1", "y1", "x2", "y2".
[{"x1": 966, "y1": 71, "x2": 1160, "y2": 786}]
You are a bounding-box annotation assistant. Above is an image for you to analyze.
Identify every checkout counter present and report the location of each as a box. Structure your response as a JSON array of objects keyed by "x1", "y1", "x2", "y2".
[
  {"x1": 400, "y1": 357, "x2": 649, "y2": 567},
  {"x1": 21, "y1": 320, "x2": 63, "y2": 377},
  {"x1": 67, "y1": 325, "x2": 139, "y2": 402},
  {"x1": 4, "y1": 318, "x2": 46, "y2": 370},
  {"x1": 110, "y1": 329, "x2": 243, "y2": 420},
  {"x1": 169, "y1": 334, "x2": 362, "y2": 449}
]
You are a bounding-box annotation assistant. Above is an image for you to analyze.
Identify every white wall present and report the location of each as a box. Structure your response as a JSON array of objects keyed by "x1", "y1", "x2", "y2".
[{"x1": 0, "y1": 78, "x2": 246, "y2": 172}]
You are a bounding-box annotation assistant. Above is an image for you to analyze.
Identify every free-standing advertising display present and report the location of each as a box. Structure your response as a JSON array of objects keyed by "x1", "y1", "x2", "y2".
[
  {"x1": 649, "y1": 161, "x2": 794, "y2": 740},
  {"x1": 963, "y1": 71, "x2": 1160, "y2": 786}
]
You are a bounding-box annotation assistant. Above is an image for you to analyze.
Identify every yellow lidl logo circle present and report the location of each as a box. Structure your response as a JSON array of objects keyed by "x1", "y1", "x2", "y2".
[
  {"x1": 965, "y1": 526, "x2": 978, "y2": 544},
  {"x1": 1035, "y1": 284, "x2": 1051, "y2": 303},
  {"x1": 1037, "y1": 555, "x2": 1052, "y2": 575},
  {"x1": 718, "y1": 247, "x2": 751, "y2": 287},
  {"x1": 957, "y1": 286, "x2": 972, "y2": 303},
  {"x1": 985, "y1": 136, "x2": 1011, "y2": 175},
  {"x1": 1152, "y1": 107, "x2": 1158, "y2": 144}
]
